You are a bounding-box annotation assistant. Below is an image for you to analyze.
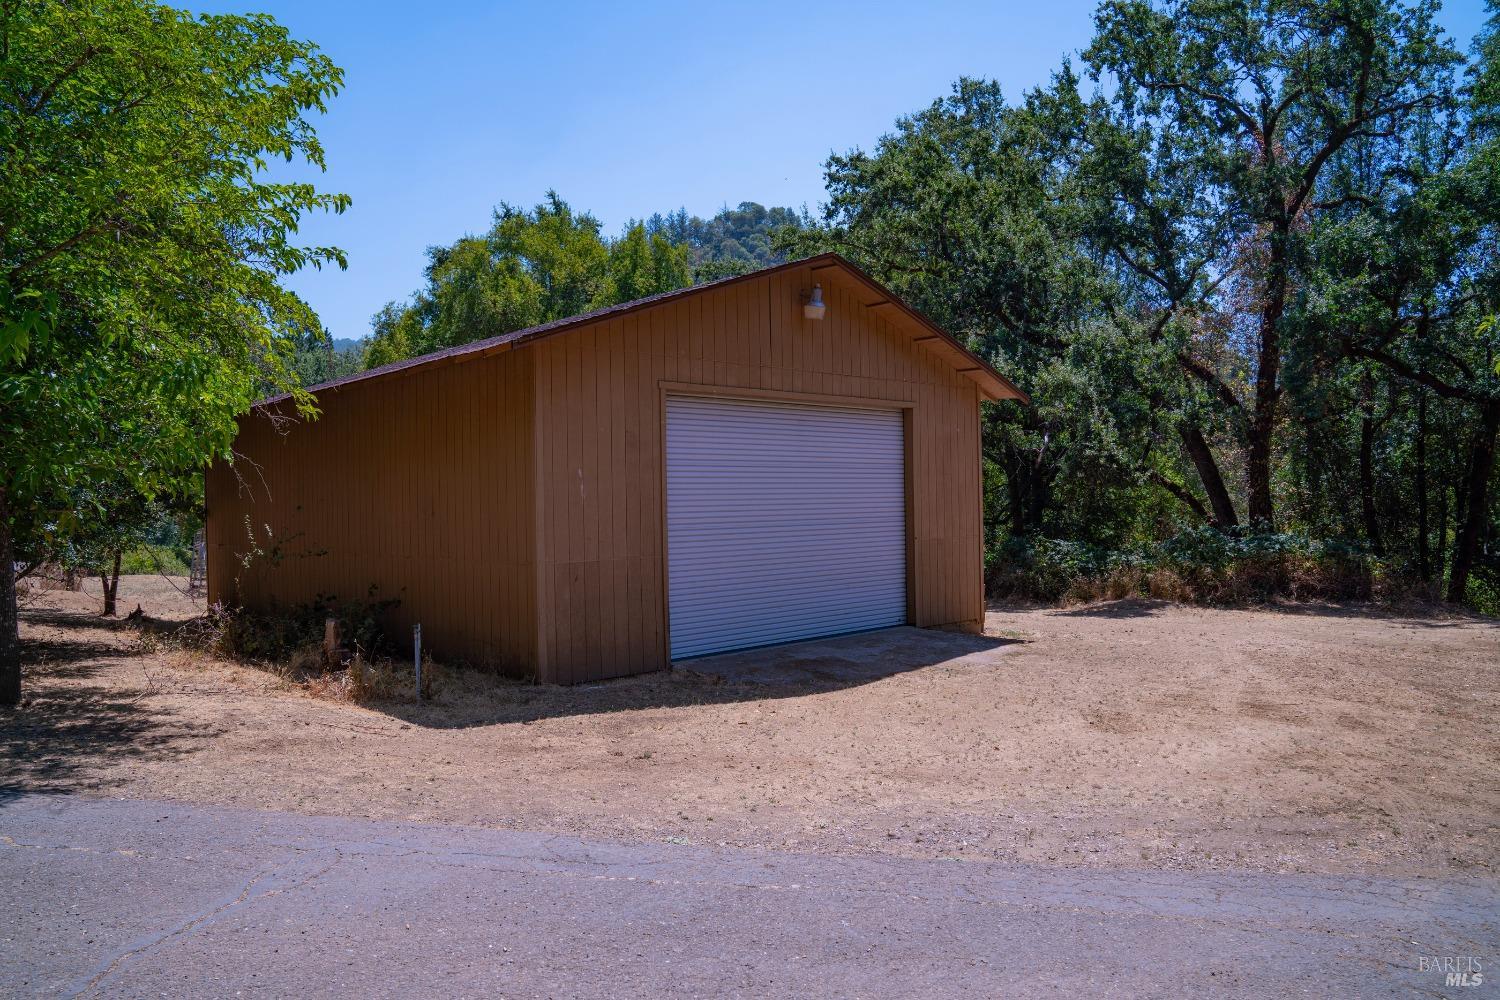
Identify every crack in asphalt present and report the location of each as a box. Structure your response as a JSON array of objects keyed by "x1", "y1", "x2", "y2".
[
  {"x1": 69, "y1": 848, "x2": 347, "y2": 999},
  {"x1": 1, "y1": 836, "x2": 141, "y2": 858},
  {"x1": 70, "y1": 866, "x2": 281, "y2": 999}
]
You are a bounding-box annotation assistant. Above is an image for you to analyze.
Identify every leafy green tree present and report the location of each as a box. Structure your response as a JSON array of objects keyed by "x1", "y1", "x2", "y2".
[
  {"x1": 20, "y1": 480, "x2": 176, "y2": 616},
  {"x1": 363, "y1": 302, "x2": 421, "y2": 370},
  {"x1": 364, "y1": 193, "x2": 690, "y2": 365},
  {"x1": 1086, "y1": 0, "x2": 1462, "y2": 528},
  {"x1": 781, "y1": 77, "x2": 1165, "y2": 543},
  {"x1": 1070, "y1": 66, "x2": 1246, "y2": 528},
  {"x1": 1308, "y1": 0, "x2": 1500, "y2": 601},
  {"x1": 0, "y1": 1, "x2": 346, "y2": 702},
  {"x1": 774, "y1": 0, "x2": 1495, "y2": 611},
  {"x1": 607, "y1": 223, "x2": 692, "y2": 303}
]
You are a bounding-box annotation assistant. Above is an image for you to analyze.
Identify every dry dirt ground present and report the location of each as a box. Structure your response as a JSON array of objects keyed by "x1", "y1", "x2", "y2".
[{"x1": 6, "y1": 575, "x2": 1498, "y2": 877}]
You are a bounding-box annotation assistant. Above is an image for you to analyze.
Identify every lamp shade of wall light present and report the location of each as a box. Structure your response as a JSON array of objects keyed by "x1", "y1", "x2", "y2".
[{"x1": 803, "y1": 284, "x2": 826, "y2": 320}]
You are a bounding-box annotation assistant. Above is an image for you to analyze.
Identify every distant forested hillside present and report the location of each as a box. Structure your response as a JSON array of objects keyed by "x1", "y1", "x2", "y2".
[
  {"x1": 644, "y1": 202, "x2": 805, "y2": 280},
  {"x1": 290, "y1": 332, "x2": 362, "y2": 387}
]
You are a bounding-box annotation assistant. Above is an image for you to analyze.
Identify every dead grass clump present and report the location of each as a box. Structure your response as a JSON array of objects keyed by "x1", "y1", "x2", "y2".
[
  {"x1": 1285, "y1": 553, "x2": 1375, "y2": 601},
  {"x1": 147, "y1": 599, "x2": 414, "y2": 700},
  {"x1": 303, "y1": 652, "x2": 549, "y2": 713},
  {"x1": 148, "y1": 602, "x2": 547, "y2": 713},
  {"x1": 305, "y1": 652, "x2": 413, "y2": 703},
  {"x1": 1098, "y1": 567, "x2": 1143, "y2": 601},
  {"x1": 1145, "y1": 568, "x2": 1191, "y2": 601},
  {"x1": 1059, "y1": 577, "x2": 1100, "y2": 606},
  {"x1": 989, "y1": 528, "x2": 1424, "y2": 609},
  {"x1": 285, "y1": 644, "x2": 325, "y2": 677},
  {"x1": 1062, "y1": 567, "x2": 1142, "y2": 605},
  {"x1": 1053, "y1": 554, "x2": 1387, "y2": 608},
  {"x1": 1181, "y1": 554, "x2": 1375, "y2": 604}
]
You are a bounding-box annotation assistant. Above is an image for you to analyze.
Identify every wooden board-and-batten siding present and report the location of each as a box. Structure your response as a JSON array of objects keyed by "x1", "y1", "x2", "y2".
[
  {"x1": 205, "y1": 346, "x2": 539, "y2": 674},
  {"x1": 206, "y1": 258, "x2": 993, "y2": 685}
]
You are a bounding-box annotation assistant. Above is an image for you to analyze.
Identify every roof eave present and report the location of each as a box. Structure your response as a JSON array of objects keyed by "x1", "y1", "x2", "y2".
[{"x1": 815, "y1": 254, "x2": 1029, "y2": 405}]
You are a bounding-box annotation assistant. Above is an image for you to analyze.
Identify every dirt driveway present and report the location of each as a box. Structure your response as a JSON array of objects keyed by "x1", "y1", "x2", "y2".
[{"x1": 6, "y1": 576, "x2": 1498, "y2": 876}]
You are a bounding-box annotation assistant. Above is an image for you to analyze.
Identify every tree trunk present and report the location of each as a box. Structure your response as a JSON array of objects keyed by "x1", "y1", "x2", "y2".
[
  {"x1": 1359, "y1": 409, "x2": 1385, "y2": 556},
  {"x1": 1246, "y1": 402, "x2": 1279, "y2": 530},
  {"x1": 1025, "y1": 452, "x2": 1053, "y2": 535},
  {"x1": 101, "y1": 549, "x2": 121, "y2": 617},
  {"x1": 998, "y1": 437, "x2": 1052, "y2": 538},
  {"x1": 1436, "y1": 482, "x2": 1451, "y2": 584},
  {"x1": 0, "y1": 486, "x2": 18, "y2": 706},
  {"x1": 1247, "y1": 229, "x2": 1289, "y2": 530},
  {"x1": 1454, "y1": 450, "x2": 1470, "y2": 554},
  {"x1": 1416, "y1": 389, "x2": 1430, "y2": 580},
  {"x1": 1245, "y1": 416, "x2": 1276, "y2": 529},
  {"x1": 1447, "y1": 401, "x2": 1500, "y2": 604},
  {"x1": 1004, "y1": 452, "x2": 1027, "y2": 537},
  {"x1": 1178, "y1": 424, "x2": 1238, "y2": 528}
]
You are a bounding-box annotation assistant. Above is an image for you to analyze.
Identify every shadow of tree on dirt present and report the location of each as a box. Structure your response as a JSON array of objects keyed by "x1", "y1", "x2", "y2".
[
  {"x1": 2, "y1": 608, "x2": 210, "y2": 803},
  {"x1": 1259, "y1": 602, "x2": 1497, "y2": 628},
  {"x1": 1050, "y1": 599, "x2": 1172, "y2": 619},
  {"x1": 1033, "y1": 596, "x2": 1496, "y2": 627}
]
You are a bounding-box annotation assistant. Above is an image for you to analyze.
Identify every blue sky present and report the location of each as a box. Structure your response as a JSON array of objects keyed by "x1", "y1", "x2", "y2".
[{"x1": 196, "y1": 0, "x2": 1491, "y2": 342}]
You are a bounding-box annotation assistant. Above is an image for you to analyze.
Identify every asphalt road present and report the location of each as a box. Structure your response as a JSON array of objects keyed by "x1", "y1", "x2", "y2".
[{"x1": 1, "y1": 795, "x2": 1494, "y2": 998}]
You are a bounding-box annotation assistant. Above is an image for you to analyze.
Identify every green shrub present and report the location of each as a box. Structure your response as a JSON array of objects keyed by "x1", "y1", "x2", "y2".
[
  {"x1": 987, "y1": 536, "x2": 1110, "y2": 602},
  {"x1": 119, "y1": 542, "x2": 190, "y2": 575}
]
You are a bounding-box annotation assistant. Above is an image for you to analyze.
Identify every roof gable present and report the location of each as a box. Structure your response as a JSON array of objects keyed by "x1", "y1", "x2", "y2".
[{"x1": 261, "y1": 254, "x2": 1027, "y2": 407}]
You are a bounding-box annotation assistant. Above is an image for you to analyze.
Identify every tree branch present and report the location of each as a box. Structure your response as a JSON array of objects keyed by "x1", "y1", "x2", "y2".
[
  {"x1": 1310, "y1": 192, "x2": 1375, "y2": 212},
  {"x1": 1342, "y1": 341, "x2": 1490, "y2": 404},
  {"x1": 1150, "y1": 471, "x2": 1209, "y2": 521},
  {"x1": 1178, "y1": 352, "x2": 1244, "y2": 413},
  {"x1": 25, "y1": 44, "x2": 106, "y2": 116},
  {"x1": 1156, "y1": 80, "x2": 1262, "y2": 142},
  {"x1": 9, "y1": 218, "x2": 118, "y2": 280},
  {"x1": 1290, "y1": 95, "x2": 1440, "y2": 218}
]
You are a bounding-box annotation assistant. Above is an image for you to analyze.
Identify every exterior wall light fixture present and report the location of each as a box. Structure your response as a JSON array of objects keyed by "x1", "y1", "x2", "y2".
[{"x1": 802, "y1": 284, "x2": 826, "y2": 320}]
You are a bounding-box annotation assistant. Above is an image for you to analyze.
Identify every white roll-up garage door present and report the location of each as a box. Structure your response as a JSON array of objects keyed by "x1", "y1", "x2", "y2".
[{"x1": 665, "y1": 395, "x2": 907, "y2": 659}]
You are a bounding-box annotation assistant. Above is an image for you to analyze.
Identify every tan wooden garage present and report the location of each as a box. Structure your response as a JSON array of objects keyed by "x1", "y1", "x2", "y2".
[{"x1": 205, "y1": 253, "x2": 1027, "y2": 683}]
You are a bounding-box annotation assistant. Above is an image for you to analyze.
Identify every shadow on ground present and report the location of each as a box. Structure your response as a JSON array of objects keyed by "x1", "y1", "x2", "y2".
[
  {"x1": 357, "y1": 626, "x2": 1021, "y2": 730},
  {"x1": 2, "y1": 608, "x2": 210, "y2": 803},
  {"x1": 679, "y1": 627, "x2": 1016, "y2": 685},
  {"x1": 19, "y1": 599, "x2": 1021, "y2": 736}
]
